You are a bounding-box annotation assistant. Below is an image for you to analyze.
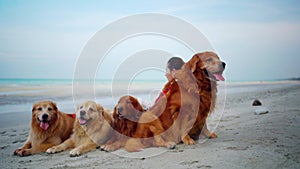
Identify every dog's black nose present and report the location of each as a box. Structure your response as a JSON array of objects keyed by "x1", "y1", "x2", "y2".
[
  {"x1": 117, "y1": 107, "x2": 123, "y2": 113},
  {"x1": 222, "y1": 62, "x2": 226, "y2": 68},
  {"x1": 80, "y1": 110, "x2": 86, "y2": 116},
  {"x1": 42, "y1": 114, "x2": 48, "y2": 120}
]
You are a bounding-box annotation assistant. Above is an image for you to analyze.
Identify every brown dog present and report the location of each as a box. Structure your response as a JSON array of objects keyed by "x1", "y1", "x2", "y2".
[
  {"x1": 47, "y1": 101, "x2": 113, "y2": 157},
  {"x1": 149, "y1": 66, "x2": 200, "y2": 145},
  {"x1": 124, "y1": 108, "x2": 182, "y2": 152},
  {"x1": 125, "y1": 52, "x2": 226, "y2": 151},
  {"x1": 124, "y1": 67, "x2": 198, "y2": 151},
  {"x1": 101, "y1": 96, "x2": 145, "y2": 151},
  {"x1": 14, "y1": 101, "x2": 75, "y2": 156},
  {"x1": 183, "y1": 52, "x2": 225, "y2": 140},
  {"x1": 196, "y1": 51, "x2": 226, "y2": 81}
]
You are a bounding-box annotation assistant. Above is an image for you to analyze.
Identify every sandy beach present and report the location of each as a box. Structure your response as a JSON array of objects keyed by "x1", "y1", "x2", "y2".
[{"x1": 0, "y1": 81, "x2": 299, "y2": 169}]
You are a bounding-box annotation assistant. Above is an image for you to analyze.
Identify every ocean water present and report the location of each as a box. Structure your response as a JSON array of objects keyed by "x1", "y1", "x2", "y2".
[
  {"x1": 225, "y1": 81, "x2": 299, "y2": 94},
  {"x1": 0, "y1": 78, "x2": 73, "y2": 86},
  {"x1": 0, "y1": 78, "x2": 298, "y2": 115},
  {"x1": 0, "y1": 78, "x2": 164, "y2": 115}
]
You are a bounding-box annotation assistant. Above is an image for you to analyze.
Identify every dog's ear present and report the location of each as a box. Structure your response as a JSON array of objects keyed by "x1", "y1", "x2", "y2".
[
  {"x1": 113, "y1": 106, "x2": 118, "y2": 119},
  {"x1": 188, "y1": 54, "x2": 204, "y2": 73},
  {"x1": 132, "y1": 98, "x2": 144, "y2": 113},
  {"x1": 189, "y1": 55, "x2": 199, "y2": 72},
  {"x1": 32, "y1": 104, "x2": 37, "y2": 112},
  {"x1": 50, "y1": 101, "x2": 59, "y2": 120},
  {"x1": 96, "y1": 104, "x2": 105, "y2": 120},
  {"x1": 131, "y1": 97, "x2": 144, "y2": 119},
  {"x1": 193, "y1": 53, "x2": 206, "y2": 70},
  {"x1": 50, "y1": 101, "x2": 58, "y2": 111},
  {"x1": 96, "y1": 104, "x2": 104, "y2": 113}
]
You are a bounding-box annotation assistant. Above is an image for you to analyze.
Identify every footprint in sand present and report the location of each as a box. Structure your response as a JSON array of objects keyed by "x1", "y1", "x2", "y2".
[
  {"x1": 0, "y1": 145, "x2": 10, "y2": 149},
  {"x1": 0, "y1": 131, "x2": 7, "y2": 136},
  {"x1": 12, "y1": 138, "x2": 26, "y2": 144}
]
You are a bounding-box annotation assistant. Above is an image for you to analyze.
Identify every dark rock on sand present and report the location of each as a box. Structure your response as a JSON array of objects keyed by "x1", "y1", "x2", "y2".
[{"x1": 252, "y1": 99, "x2": 262, "y2": 106}]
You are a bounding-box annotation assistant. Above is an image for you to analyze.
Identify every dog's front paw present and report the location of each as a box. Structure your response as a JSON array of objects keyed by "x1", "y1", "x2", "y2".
[
  {"x1": 69, "y1": 148, "x2": 82, "y2": 157},
  {"x1": 14, "y1": 149, "x2": 31, "y2": 157},
  {"x1": 13, "y1": 148, "x2": 21, "y2": 155},
  {"x1": 100, "y1": 144, "x2": 117, "y2": 152},
  {"x1": 166, "y1": 142, "x2": 176, "y2": 149},
  {"x1": 209, "y1": 132, "x2": 217, "y2": 139},
  {"x1": 182, "y1": 136, "x2": 195, "y2": 145},
  {"x1": 46, "y1": 146, "x2": 62, "y2": 154}
]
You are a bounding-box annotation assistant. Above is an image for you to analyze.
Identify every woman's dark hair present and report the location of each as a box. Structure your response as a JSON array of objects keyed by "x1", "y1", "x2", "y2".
[{"x1": 167, "y1": 57, "x2": 184, "y2": 71}]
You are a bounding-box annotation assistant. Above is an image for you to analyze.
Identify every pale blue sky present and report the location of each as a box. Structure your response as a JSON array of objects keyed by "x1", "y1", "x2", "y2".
[{"x1": 0, "y1": 0, "x2": 300, "y2": 81}]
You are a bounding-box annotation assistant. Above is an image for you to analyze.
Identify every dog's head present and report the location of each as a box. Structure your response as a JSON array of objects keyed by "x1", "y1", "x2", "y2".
[
  {"x1": 76, "y1": 101, "x2": 104, "y2": 126},
  {"x1": 194, "y1": 52, "x2": 226, "y2": 81},
  {"x1": 184, "y1": 54, "x2": 211, "y2": 82},
  {"x1": 113, "y1": 95, "x2": 144, "y2": 121},
  {"x1": 32, "y1": 101, "x2": 59, "y2": 131}
]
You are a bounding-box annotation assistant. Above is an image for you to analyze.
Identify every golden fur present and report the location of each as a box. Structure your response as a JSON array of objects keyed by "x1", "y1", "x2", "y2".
[
  {"x1": 196, "y1": 51, "x2": 226, "y2": 81},
  {"x1": 124, "y1": 67, "x2": 198, "y2": 151},
  {"x1": 14, "y1": 101, "x2": 75, "y2": 156},
  {"x1": 124, "y1": 110, "x2": 177, "y2": 152},
  {"x1": 46, "y1": 101, "x2": 113, "y2": 157},
  {"x1": 125, "y1": 52, "x2": 226, "y2": 151},
  {"x1": 101, "y1": 96, "x2": 144, "y2": 151},
  {"x1": 181, "y1": 52, "x2": 225, "y2": 140}
]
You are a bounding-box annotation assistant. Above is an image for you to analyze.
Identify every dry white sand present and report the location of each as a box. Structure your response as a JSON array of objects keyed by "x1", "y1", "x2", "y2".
[{"x1": 0, "y1": 81, "x2": 299, "y2": 169}]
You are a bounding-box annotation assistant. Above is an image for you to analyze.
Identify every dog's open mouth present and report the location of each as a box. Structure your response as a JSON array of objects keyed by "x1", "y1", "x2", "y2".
[
  {"x1": 38, "y1": 119, "x2": 50, "y2": 130},
  {"x1": 213, "y1": 73, "x2": 225, "y2": 81},
  {"x1": 206, "y1": 70, "x2": 225, "y2": 81},
  {"x1": 79, "y1": 118, "x2": 90, "y2": 125}
]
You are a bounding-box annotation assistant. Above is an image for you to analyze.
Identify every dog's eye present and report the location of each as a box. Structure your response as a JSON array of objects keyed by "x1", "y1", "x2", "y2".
[
  {"x1": 126, "y1": 100, "x2": 131, "y2": 104},
  {"x1": 37, "y1": 107, "x2": 42, "y2": 111},
  {"x1": 89, "y1": 107, "x2": 94, "y2": 111},
  {"x1": 206, "y1": 58, "x2": 213, "y2": 62},
  {"x1": 80, "y1": 106, "x2": 83, "y2": 109},
  {"x1": 48, "y1": 107, "x2": 53, "y2": 111}
]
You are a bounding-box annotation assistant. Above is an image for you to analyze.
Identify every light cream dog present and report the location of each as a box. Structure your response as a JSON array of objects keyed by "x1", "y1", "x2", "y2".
[{"x1": 47, "y1": 101, "x2": 113, "y2": 157}]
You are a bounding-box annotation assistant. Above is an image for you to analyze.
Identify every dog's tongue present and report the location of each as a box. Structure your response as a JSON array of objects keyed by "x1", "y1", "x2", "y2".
[
  {"x1": 79, "y1": 119, "x2": 87, "y2": 125},
  {"x1": 40, "y1": 122, "x2": 49, "y2": 130},
  {"x1": 213, "y1": 73, "x2": 225, "y2": 81}
]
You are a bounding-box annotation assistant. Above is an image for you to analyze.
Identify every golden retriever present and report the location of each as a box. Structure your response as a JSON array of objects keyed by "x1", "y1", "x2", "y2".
[
  {"x1": 14, "y1": 101, "x2": 75, "y2": 156},
  {"x1": 125, "y1": 52, "x2": 226, "y2": 151},
  {"x1": 124, "y1": 109, "x2": 178, "y2": 152},
  {"x1": 124, "y1": 67, "x2": 198, "y2": 151},
  {"x1": 196, "y1": 51, "x2": 226, "y2": 81},
  {"x1": 101, "y1": 95, "x2": 145, "y2": 151},
  {"x1": 100, "y1": 95, "x2": 176, "y2": 152},
  {"x1": 182, "y1": 52, "x2": 225, "y2": 140},
  {"x1": 46, "y1": 101, "x2": 113, "y2": 157}
]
